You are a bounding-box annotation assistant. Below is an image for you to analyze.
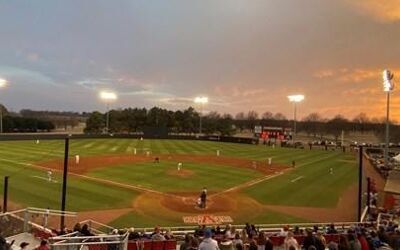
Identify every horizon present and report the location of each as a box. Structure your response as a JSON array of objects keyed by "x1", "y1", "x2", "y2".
[{"x1": 0, "y1": 1, "x2": 399, "y2": 120}]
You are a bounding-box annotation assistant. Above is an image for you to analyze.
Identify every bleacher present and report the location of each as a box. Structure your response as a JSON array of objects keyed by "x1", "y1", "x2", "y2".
[{"x1": 1, "y1": 207, "x2": 400, "y2": 250}]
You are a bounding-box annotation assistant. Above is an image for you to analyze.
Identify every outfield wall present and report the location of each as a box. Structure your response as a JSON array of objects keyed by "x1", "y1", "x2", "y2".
[{"x1": 0, "y1": 133, "x2": 257, "y2": 144}]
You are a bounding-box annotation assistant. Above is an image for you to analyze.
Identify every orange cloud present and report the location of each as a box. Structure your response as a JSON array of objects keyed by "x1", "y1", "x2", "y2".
[
  {"x1": 345, "y1": 0, "x2": 400, "y2": 22},
  {"x1": 314, "y1": 68, "x2": 400, "y2": 83}
]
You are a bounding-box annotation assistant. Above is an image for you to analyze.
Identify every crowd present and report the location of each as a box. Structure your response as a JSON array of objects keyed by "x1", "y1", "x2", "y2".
[{"x1": 175, "y1": 222, "x2": 400, "y2": 250}]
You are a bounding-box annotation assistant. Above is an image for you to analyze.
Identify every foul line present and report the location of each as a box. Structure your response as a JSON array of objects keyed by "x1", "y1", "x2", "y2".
[
  {"x1": 290, "y1": 176, "x2": 304, "y2": 183},
  {"x1": 0, "y1": 158, "x2": 181, "y2": 199}
]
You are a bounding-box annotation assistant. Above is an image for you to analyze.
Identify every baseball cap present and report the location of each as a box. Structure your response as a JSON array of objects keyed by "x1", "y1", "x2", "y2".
[
  {"x1": 20, "y1": 242, "x2": 29, "y2": 248},
  {"x1": 204, "y1": 229, "x2": 212, "y2": 238}
]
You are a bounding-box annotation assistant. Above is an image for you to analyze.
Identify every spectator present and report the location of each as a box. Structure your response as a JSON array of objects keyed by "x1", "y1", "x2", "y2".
[
  {"x1": 73, "y1": 223, "x2": 81, "y2": 232},
  {"x1": 80, "y1": 224, "x2": 94, "y2": 236},
  {"x1": 303, "y1": 229, "x2": 324, "y2": 250},
  {"x1": 327, "y1": 224, "x2": 338, "y2": 234},
  {"x1": 165, "y1": 228, "x2": 174, "y2": 240},
  {"x1": 338, "y1": 234, "x2": 350, "y2": 250},
  {"x1": 284, "y1": 231, "x2": 300, "y2": 250},
  {"x1": 199, "y1": 229, "x2": 219, "y2": 250},
  {"x1": 191, "y1": 237, "x2": 200, "y2": 250},
  {"x1": 256, "y1": 231, "x2": 267, "y2": 250},
  {"x1": 357, "y1": 232, "x2": 370, "y2": 250},
  {"x1": 0, "y1": 229, "x2": 6, "y2": 250},
  {"x1": 180, "y1": 233, "x2": 193, "y2": 250},
  {"x1": 348, "y1": 234, "x2": 361, "y2": 250},
  {"x1": 151, "y1": 226, "x2": 166, "y2": 241},
  {"x1": 128, "y1": 228, "x2": 140, "y2": 240},
  {"x1": 219, "y1": 234, "x2": 233, "y2": 250},
  {"x1": 244, "y1": 223, "x2": 252, "y2": 236},
  {"x1": 232, "y1": 232, "x2": 243, "y2": 249},
  {"x1": 35, "y1": 240, "x2": 49, "y2": 250},
  {"x1": 316, "y1": 232, "x2": 326, "y2": 249}
]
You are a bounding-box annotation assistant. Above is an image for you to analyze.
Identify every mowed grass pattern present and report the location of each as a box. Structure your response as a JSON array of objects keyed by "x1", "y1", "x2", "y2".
[
  {"x1": 243, "y1": 153, "x2": 357, "y2": 207},
  {"x1": 88, "y1": 161, "x2": 263, "y2": 192},
  {"x1": 0, "y1": 138, "x2": 357, "y2": 213}
]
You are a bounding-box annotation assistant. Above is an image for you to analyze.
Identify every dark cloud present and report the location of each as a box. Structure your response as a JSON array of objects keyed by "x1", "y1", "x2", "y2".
[{"x1": 0, "y1": 0, "x2": 399, "y2": 120}]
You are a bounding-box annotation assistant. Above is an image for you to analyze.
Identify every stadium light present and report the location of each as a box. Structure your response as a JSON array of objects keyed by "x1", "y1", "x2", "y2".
[
  {"x1": 0, "y1": 78, "x2": 7, "y2": 88},
  {"x1": 194, "y1": 96, "x2": 208, "y2": 134},
  {"x1": 382, "y1": 69, "x2": 395, "y2": 170},
  {"x1": 99, "y1": 91, "x2": 118, "y2": 134},
  {"x1": 287, "y1": 94, "x2": 305, "y2": 144},
  {"x1": 0, "y1": 78, "x2": 8, "y2": 133}
]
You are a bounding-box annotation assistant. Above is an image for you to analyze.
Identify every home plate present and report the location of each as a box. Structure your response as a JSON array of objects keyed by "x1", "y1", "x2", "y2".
[{"x1": 290, "y1": 176, "x2": 304, "y2": 183}]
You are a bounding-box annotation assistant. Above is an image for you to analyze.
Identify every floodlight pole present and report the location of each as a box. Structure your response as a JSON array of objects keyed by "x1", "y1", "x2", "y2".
[
  {"x1": 384, "y1": 91, "x2": 390, "y2": 170},
  {"x1": 60, "y1": 137, "x2": 69, "y2": 233},
  {"x1": 106, "y1": 103, "x2": 110, "y2": 134},
  {"x1": 199, "y1": 103, "x2": 203, "y2": 134},
  {"x1": 293, "y1": 102, "x2": 297, "y2": 143},
  {"x1": 0, "y1": 108, "x2": 2, "y2": 134},
  {"x1": 357, "y1": 146, "x2": 363, "y2": 222}
]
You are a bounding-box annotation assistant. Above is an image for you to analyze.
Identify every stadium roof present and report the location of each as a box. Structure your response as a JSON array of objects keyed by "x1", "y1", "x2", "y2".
[{"x1": 384, "y1": 170, "x2": 400, "y2": 195}]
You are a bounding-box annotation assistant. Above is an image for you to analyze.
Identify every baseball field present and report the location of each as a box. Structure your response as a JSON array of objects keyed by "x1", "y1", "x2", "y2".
[{"x1": 0, "y1": 138, "x2": 359, "y2": 228}]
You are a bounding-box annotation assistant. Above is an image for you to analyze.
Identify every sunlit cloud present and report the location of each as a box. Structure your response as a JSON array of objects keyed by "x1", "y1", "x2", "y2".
[{"x1": 345, "y1": 0, "x2": 400, "y2": 22}]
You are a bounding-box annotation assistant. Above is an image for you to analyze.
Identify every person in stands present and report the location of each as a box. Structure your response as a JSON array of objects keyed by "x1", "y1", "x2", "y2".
[
  {"x1": 35, "y1": 240, "x2": 49, "y2": 250},
  {"x1": 284, "y1": 231, "x2": 300, "y2": 250},
  {"x1": 303, "y1": 229, "x2": 324, "y2": 250},
  {"x1": 199, "y1": 229, "x2": 219, "y2": 250},
  {"x1": 80, "y1": 224, "x2": 94, "y2": 236},
  {"x1": 151, "y1": 226, "x2": 166, "y2": 241}
]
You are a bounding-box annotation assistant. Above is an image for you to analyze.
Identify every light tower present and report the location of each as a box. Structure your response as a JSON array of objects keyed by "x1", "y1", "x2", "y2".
[
  {"x1": 287, "y1": 94, "x2": 305, "y2": 143},
  {"x1": 99, "y1": 91, "x2": 118, "y2": 133},
  {"x1": 0, "y1": 78, "x2": 8, "y2": 133},
  {"x1": 194, "y1": 96, "x2": 208, "y2": 134},
  {"x1": 383, "y1": 69, "x2": 394, "y2": 170}
]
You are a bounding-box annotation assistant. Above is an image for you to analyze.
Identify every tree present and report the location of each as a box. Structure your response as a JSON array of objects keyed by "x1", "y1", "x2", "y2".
[
  {"x1": 302, "y1": 113, "x2": 323, "y2": 137},
  {"x1": 247, "y1": 110, "x2": 259, "y2": 131},
  {"x1": 84, "y1": 111, "x2": 105, "y2": 133},
  {"x1": 274, "y1": 113, "x2": 287, "y2": 121},
  {"x1": 327, "y1": 115, "x2": 349, "y2": 142},
  {"x1": 261, "y1": 111, "x2": 274, "y2": 120},
  {"x1": 0, "y1": 104, "x2": 9, "y2": 116}
]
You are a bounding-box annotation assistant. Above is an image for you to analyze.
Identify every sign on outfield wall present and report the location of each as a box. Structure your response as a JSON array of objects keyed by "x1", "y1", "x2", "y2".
[{"x1": 183, "y1": 215, "x2": 233, "y2": 225}]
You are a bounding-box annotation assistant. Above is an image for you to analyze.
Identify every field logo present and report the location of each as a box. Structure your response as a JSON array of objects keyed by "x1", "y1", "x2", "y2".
[{"x1": 183, "y1": 215, "x2": 233, "y2": 225}]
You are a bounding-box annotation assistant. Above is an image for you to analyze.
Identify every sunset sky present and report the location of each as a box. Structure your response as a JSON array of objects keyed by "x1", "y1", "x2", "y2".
[{"x1": 0, "y1": 0, "x2": 399, "y2": 120}]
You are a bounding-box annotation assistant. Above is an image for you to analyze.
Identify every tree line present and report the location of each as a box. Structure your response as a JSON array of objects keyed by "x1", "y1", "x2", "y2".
[
  {"x1": 1, "y1": 102, "x2": 399, "y2": 142},
  {"x1": 0, "y1": 105, "x2": 55, "y2": 132},
  {"x1": 84, "y1": 107, "x2": 400, "y2": 142}
]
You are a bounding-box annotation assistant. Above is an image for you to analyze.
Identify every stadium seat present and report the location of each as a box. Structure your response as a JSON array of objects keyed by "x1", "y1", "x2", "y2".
[
  {"x1": 151, "y1": 241, "x2": 164, "y2": 250},
  {"x1": 269, "y1": 236, "x2": 285, "y2": 246},
  {"x1": 142, "y1": 240, "x2": 152, "y2": 250},
  {"x1": 324, "y1": 234, "x2": 340, "y2": 243},
  {"x1": 128, "y1": 241, "x2": 139, "y2": 250},
  {"x1": 88, "y1": 244, "x2": 108, "y2": 250},
  {"x1": 164, "y1": 240, "x2": 177, "y2": 250},
  {"x1": 294, "y1": 235, "x2": 305, "y2": 245}
]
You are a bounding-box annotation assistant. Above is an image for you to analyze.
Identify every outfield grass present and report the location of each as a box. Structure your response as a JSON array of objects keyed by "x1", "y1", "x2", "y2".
[
  {"x1": 88, "y1": 161, "x2": 263, "y2": 192},
  {"x1": 0, "y1": 138, "x2": 358, "y2": 225},
  {"x1": 243, "y1": 153, "x2": 357, "y2": 207}
]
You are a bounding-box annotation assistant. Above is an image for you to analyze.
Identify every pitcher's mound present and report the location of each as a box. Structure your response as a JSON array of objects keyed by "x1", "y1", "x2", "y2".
[
  {"x1": 166, "y1": 169, "x2": 194, "y2": 178},
  {"x1": 161, "y1": 194, "x2": 234, "y2": 213}
]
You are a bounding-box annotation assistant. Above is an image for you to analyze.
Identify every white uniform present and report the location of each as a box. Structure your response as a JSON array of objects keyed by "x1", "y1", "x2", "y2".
[
  {"x1": 75, "y1": 155, "x2": 80, "y2": 164},
  {"x1": 47, "y1": 171, "x2": 52, "y2": 182},
  {"x1": 268, "y1": 158, "x2": 272, "y2": 165},
  {"x1": 177, "y1": 162, "x2": 182, "y2": 171},
  {"x1": 216, "y1": 150, "x2": 220, "y2": 156}
]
